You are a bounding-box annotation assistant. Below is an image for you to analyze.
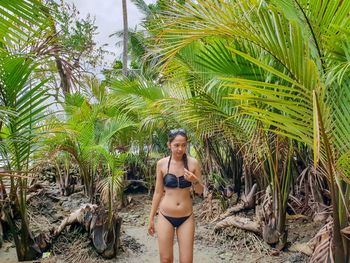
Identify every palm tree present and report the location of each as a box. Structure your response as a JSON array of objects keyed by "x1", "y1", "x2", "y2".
[
  {"x1": 0, "y1": 0, "x2": 54, "y2": 260},
  {"x1": 41, "y1": 88, "x2": 136, "y2": 197},
  {"x1": 122, "y1": 0, "x2": 128, "y2": 76},
  {"x1": 147, "y1": 0, "x2": 350, "y2": 261},
  {"x1": 0, "y1": 54, "x2": 52, "y2": 260}
]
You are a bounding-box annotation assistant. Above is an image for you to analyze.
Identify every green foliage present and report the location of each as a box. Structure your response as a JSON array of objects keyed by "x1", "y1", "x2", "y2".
[
  {"x1": 113, "y1": 60, "x2": 123, "y2": 70},
  {"x1": 46, "y1": 0, "x2": 109, "y2": 70},
  {"x1": 0, "y1": 2, "x2": 54, "y2": 258},
  {"x1": 0, "y1": 0, "x2": 51, "y2": 50},
  {"x1": 146, "y1": 0, "x2": 350, "y2": 258},
  {"x1": 1, "y1": 0, "x2": 349, "y2": 260},
  {"x1": 42, "y1": 88, "x2": 137, "y2": 196},
  {"x1": 0, "y1": 55, "x2": 51, "y2": 170},
  {"x1": 0, "y1": 54, "x2": 51, "y2": 261}
]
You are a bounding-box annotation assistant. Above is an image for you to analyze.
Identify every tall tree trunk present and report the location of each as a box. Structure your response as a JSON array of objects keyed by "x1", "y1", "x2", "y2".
[
  {"x1": 122, "y1": 0, "x2": 128, "y2": 76},
  {"x1": 314, "y1": 92, "x2": 346, "y2": 262},
  {"x1": 55, "y1": 55, "x2": 71, "y2": 96},
  {"x1": 43, "y1": 8, "x2": 70, "y2": 97}
]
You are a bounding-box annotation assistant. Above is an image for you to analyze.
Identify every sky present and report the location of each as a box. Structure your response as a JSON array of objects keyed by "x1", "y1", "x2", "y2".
[{"x1": 65, "y1": 0, "x2": 157, "y2": 65}]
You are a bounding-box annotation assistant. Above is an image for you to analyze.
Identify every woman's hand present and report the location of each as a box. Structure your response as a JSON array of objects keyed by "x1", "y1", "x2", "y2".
[
  {"x1": 148, "y1": 218, "x2": 155, "y2": 236},
  {"x1": 184, "y1": 168, "x2": 199, "y2": 184}
]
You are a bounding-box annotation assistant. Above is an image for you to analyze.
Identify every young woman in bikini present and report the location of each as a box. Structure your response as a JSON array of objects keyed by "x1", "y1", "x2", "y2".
[{"x1": 148, "y1": 128, "x2": 204, "y2": 263}]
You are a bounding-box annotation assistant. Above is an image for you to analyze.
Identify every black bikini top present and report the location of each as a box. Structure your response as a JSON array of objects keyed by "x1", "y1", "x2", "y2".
[{"x1": 163, "y1": 155, "x2": 192, "y2": 189}]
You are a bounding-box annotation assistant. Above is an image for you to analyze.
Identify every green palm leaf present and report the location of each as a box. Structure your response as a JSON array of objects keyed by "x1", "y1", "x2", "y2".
[
  {"x1": 0, "y1": 54, "x2": 51, "y2": 170},
  {"x1": 0, "y1": 0, "x2": 50, "y2": 49}
]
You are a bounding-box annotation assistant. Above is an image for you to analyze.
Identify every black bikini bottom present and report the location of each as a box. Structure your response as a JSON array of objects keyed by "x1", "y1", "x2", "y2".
[{"x1": 160, "y1": 211, "x2": 192, "y2": 228}]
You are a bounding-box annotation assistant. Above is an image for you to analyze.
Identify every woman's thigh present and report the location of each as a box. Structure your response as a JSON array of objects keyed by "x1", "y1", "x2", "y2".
[
  {"x1": 176, "y1": 215, "x2": 195, "y2": 263},
  {"x1": 157, "y1": 214, "x2": 175, "y2": 263}
]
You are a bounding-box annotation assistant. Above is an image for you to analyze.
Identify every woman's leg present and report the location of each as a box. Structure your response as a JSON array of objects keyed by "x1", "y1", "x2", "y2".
[
  {"x1": 157, "y1": 213, "x2": 175, "y2": 263},
  {"x1": 176, "y1": 214, "x2": 195, "y2": 263}
]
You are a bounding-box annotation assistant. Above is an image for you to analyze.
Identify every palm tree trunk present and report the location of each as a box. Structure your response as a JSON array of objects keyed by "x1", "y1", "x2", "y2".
[
  {"x1": 42, "y1": 7, "x2": 70, "y2": 97},
  {"x1": 314, "y1": 92, "x2": 345, "y2": 262},
  {"x1": 122, "y1": 0, "x2": 128, "y2": 76}
]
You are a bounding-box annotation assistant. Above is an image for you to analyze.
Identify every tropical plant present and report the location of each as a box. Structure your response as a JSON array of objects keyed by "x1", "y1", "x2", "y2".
[
  {"x1": 0, "y1": 0, "x2": 55, "y2": 260},
  {"x1": 41, "y1": 89, "x2": 136, "y2": 199},
  {"x1": 0, "y1": 54, "x2": 52, "y2": 260},
  {"x1": 258, "y1": 134, "x2": 295, "y2": 248},
  {"x1": 147, "y1": 0, "x2": 350, "y2": 260}
]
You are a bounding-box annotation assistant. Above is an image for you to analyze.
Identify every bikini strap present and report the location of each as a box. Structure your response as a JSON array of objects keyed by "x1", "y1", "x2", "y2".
[
  {"x1": 167, "y1": 154, "x2": 188, "y2": 172},
  {"x1": 167, "y1": 155, "x2": 172, "y2": 173}
]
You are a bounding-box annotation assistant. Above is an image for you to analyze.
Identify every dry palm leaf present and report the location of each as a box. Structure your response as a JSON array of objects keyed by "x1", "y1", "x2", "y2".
[{"x1": 309, "y1": 220, "x2": 334, "y2": 263}]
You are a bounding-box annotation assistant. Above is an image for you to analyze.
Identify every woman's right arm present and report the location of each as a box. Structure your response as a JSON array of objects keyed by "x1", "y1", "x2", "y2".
[{"x1": 148, "y1": 160, "x2": 164, "y2": 236}]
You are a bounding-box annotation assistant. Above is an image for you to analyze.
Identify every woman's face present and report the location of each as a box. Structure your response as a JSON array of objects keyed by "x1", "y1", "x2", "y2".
[{"x1": 168, "y1": 135, "x2": 187, "y2": 157}]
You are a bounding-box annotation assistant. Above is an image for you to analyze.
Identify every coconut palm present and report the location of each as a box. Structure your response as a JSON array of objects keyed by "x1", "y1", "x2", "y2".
[
  {"x1": 148, "y1": 0, "x2": 350, "y2": 261},
  {"x1": 0, "y1": 54, "x2": 52, "y2": 260},
  {"x1": 0, "y1": 0, "x2": 54, "y2": 260},
  {"x1": 41, "y1": 89, "x2": 136, "y2": 199},
  {"x1": 0, "y1": 0, "x2": 50, "y2": 50}
]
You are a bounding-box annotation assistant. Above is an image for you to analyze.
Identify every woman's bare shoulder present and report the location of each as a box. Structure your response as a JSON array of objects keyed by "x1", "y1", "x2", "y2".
[{"x1": 157, "y1": 156, "x2": 169, "y2": 167}]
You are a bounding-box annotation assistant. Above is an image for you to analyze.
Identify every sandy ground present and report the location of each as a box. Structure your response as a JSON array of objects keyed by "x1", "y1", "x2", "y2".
[
  {"x1": 116, "y1": 226, "x2": 220, "y2": 263},
  {"x1": 0, "y1": 188, "x2": 319, "y2": 263},
  {"x1": 112, "y1": 195, "x2": 231, "y2": 262},
  {"x1": 0, "y1": 242, "x2": 17, "y2": 263}
]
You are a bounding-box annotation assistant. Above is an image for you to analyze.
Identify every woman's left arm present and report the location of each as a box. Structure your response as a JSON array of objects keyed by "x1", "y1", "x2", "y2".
[
  {"x1": 192, "y1": 159, "x2": 204, "y2": 195},
  {"x1": 184, "y1": 158, "x2": 204, "y2": 195}
]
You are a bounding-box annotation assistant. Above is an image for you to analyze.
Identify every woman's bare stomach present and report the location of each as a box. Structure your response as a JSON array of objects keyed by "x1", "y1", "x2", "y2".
[{"x1": 159, "y1": 188, "x2": 192, "y2": 217}]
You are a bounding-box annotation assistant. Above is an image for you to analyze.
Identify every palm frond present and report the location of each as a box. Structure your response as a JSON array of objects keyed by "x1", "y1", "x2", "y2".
[
  {"x1": 0, "y1": 54, "x2": 51, "y2": 170},
  {"x1": 0, "y1": 0, "x2": 50, "y2": 49}
]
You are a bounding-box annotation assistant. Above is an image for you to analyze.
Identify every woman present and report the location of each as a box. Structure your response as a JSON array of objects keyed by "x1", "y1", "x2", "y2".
[{"x1": 148, "y1": 128, "x2": 204, "y2": 263}]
